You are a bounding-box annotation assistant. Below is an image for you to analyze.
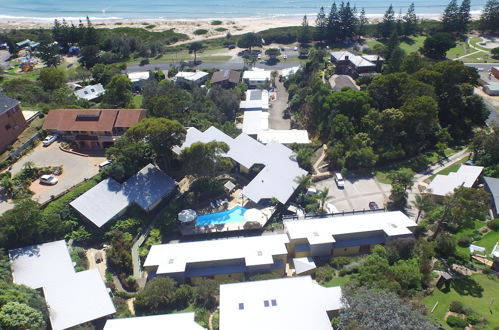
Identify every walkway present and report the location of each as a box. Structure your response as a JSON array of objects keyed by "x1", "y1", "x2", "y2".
[{"x1": 268, "y1": 76, "x2": 291, "y2": 130}]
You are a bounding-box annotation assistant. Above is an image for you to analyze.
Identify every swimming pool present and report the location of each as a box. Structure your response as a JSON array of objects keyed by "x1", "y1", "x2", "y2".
[{"x1": 196, "y1": 206, "x2": 247, "y2": 226}]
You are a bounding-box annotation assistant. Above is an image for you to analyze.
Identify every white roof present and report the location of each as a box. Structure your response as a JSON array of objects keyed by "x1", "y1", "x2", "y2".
[
  {"x1": 257, "y1": 129, "x2": 310, "y2": 144},
  {"x1": 330, "y1": 51, "x2": 375, "y2": 68},
  {"x1": 9, "y1": 240, "x2": 115, "y2": 330},
  {"x1": 281, "y1": 66, "x2": 301, "y2": 79},
  {"x1": 104, "y1": 313, "x2": 205, "y2": 330},
  {"x1": 219, "y1": 276, "x2": 343, "y2": 330},
  {"x1": 71, "y1": 164, "x2": 176, "y2": 227},
  {"x1": 293, "y1": 257, "x2": 316, "y2": 275},
  {"x1": 177, "y1": 126, "x2": 307, "y2": 204},
  {"x1": 361, "y1": 54, "x2": 384, "y2": 62},
  {"x1": 144, "y1": 234, "x2": 289, "y2": 275},
  {"x1": 285, "y1": 211, "x2": 417, "y2": 246},
  {"x1": 331, "y1": 51, "x2": 354, "y2": 61},
  {"x1": 243, "y1": 69, "x2": 272, "y2": 82},
  {"x1": 127, "y1": 71, "x2": 150, "y2": 82},
  {"x1": 175, "y1": 71, "x2": 209, "y2": 82},
  {"x1": 427, "y1": 165, "x2": 484, "y2": 196},
  {"x1": 240, "y1": 89, "x2": 269, "y2": 110},
  {"x1": 242, "y1": 110, "x2": 269, "y2": 135},
  {"x1": 74, "y1": 83, "x2": 105, "y2": 101}
]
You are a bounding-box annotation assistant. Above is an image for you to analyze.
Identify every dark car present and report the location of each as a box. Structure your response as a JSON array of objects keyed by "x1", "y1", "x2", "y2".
[
  {"x1": 369, "y1": 202, "x2": 379, "y2": 210},
  {"x1": 227, "y1": 44, "x2": 235, "y2": 49}
]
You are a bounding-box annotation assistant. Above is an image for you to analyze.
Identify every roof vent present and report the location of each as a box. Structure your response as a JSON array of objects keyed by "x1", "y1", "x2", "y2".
[
  {"x1": 264, "y1": 300, "x2": 270, "y2": 307},
  {"x1": 271, "y1": 299, "x2": 277, "y2": 306},
  {"x1": 313, "y1": 232, "x2": 319, "y2": 237},
  {"x1": 390, "y1": 223, "x2": 397, "y2": 228},
  {"x1": 257, "y1": 250, "x2": 263, "y2": 256},
  {"x1": 168, "y1": 258, "x2": 175, "y2": 264}
]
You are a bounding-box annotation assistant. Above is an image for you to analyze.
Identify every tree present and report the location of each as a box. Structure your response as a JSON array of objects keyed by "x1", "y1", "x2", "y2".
[
  {"x1": 479, "y1": 0, "x2": 499, "y2": 31},
  {"x1": 237, "y1": 33, "x2": 262, "y2": 52},
  {"x1": 78, "y1": 45, "x2": 100, "y2": 69},
  {"x1": 338, "y1": 2, "x2": 357, "y2": 40},
  {"x1": 181, "y1": 141, "x2": 232, "y2": 178},
  {"x1": 400, "y1": 52, "x2": 427, "y2": 74},
  {"x1": 387, "y1": 168, "x2": 414, "y2": 210},
  {"x1": 470, "y1": 124, "x2": 499, "y2": 176},
  {"x1": 125, "y1": 118, "x2": 186, "y2": 171},
  {"x1": 0, "y1": 302, "x2": 45, "y2": 330},
  {"x1": 420, "y1": 32, "x2": 455, "y2": 59},
  {"x1": 102, "y1": 74, "x2": 133, "y2": 108},
  {"x1": 434, "y1": 232, "x2": 457, "y2": 257},
  {"x1": 189, "y1": 42, "x2": 203, "y2": 63},
  {"x1": 36, "y1": 42, "x2": 61, "y2": 67},
  {"x1": 403, "y1": 3, "x2": 418, "y2": 36},
  {"x1": 134, "y1": 277, "x2": 178, "y2": 315},
  {"x1": 340, "y1": 286, "x2": 438, "y2": 329},
  {"x1": 194, "y1": 279, "x2": 219, "y2": 310},
  {"x1": 298, "y1": 15, "x2": 311, "y2": 44},
  {"x1": 326, "y1": 2, "x2": 340, "y2": 43},
  {"x1": 265, "y1": 48, "x2": 281, "y2": 59},
  {"x1": 492, "y1": 47, "x2": 499, "y2": 59},
  {"x1": 358, "y1": 8, "x2": 368, "y2": 36},
  {"x1": 316, "y1": 187, "x2": 331, "y2": 212},
  {"x1": 442, "y1": 0, "x2": 460, "y2": 32},
  {"x1": 458, "y1": 0, "x2": 471, "y2": 32},
  {"x1": 378, "y1": 5, "x2": 396, "y2": 38},
  {"x1": 315, "y1": 7, "x2": 328, "y2": 42},
  {"x1": 105, "y1": 137, "x2": 153, "y2": 182},
  {"x1": 412, "y1": 194, "x2": 434, "y2": 223},
  {"x1": 39, "y1": 67, "x2": 67, "y2": 91},
  {"x1": 106, "y1": 230, "x2": 133, "y2": 275},
  {"x1": 294, "y1": 174, "x2": 313, "y2": 192}
]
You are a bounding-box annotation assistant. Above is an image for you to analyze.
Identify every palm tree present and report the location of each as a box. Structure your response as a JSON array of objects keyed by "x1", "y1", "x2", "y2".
[
  {"x1": 294, "y1": 174, "x2": 313, "y2": 191},
  {"x1": 316, "y1": 187, "x2": 331, "y2": 212},
  {"x1": 0, "y1": 176, "x2": 15, "y2": 197},
  {"x1": 412, "y1": 194, "x2": 434, "y2": 223}
]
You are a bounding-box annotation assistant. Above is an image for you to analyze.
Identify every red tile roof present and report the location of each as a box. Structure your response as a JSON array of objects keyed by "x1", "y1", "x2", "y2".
[{"x1": 43, "y1": 109, "x2": 146, "y2": 132}]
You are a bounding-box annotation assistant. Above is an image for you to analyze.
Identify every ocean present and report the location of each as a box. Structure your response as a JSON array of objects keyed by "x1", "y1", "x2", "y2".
[{"x1": 0, "y1": 0, "x2": 487, "y2": 21}]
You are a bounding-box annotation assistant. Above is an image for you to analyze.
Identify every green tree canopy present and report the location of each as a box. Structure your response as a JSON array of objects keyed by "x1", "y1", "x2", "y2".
[
  {"x1": 36, "y1": 42, "x2": 61, "y2": 67},
  {"x1": 181, "y1": 141, "x2": 232, "y2": 178},
  {"x1": 479, "y1": 0, "x2": 499, "y2": 31},
  {"x1": 237, "y1": 33, "x2": 262, "y2": 51},
  {"x1": 102, "y1": 74, "x2": 133, "y2": 108},
  {"x1": 0, "y1": 302, "x2": 45, "y2": 330},
  {"x1": 421, "y1": 32, "x2": 456, "y2": 59},
  {"x1": 189, "y1": 42, "x2": 203, "y2": 63},
  {"x1": 134, "y1": 277, "x2": 178, "y2": 315},
  {"x1": 39, "y1": 67, "x2": 67, "y2": 91}
]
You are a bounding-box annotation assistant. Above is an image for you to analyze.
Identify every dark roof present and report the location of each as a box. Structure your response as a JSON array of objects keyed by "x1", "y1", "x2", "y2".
[
  {"x1": 43, "y1": 109, "x2": 146, "y2": 132},
  {"x1": 484, "y1": 176, "x2": 499, "y2": 214},
  {"x1": 0, "y1": 94, "x2": 20, "y2": 115},
  {"x1": 211, "y1": 70, "x2": 241, "y2": 84}
]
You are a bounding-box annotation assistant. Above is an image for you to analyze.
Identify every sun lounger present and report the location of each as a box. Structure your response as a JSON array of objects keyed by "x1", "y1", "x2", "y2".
[{"x1": 210, "y1": 202, "x2": 215, "y2": 208}]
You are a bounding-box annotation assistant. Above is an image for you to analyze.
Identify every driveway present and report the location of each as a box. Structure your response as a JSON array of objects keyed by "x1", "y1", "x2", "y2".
[
  {"x1": 0, "y1": 141, "x2": 105, "y2": 211},
  {"x1": 329, "y1": 74, "x2": 360, "y2": 91},
  {"x1": 314, "y1": 175, "x2": 391, "y2": 212},
  {"x1": 269, "y1": 76, "x2": 291, "y2": 130}
]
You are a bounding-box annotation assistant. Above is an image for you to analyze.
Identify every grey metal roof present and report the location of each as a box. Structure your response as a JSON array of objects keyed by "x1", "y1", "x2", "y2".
[
  {"x1": 249, "y1": 90, "x2": 262, "y2": 100},
  {"x1": 484, "y1": 176, "x2": 499, "y2": 214},
  {"x1": 0, "y1": 94, "x2": 20, "y2": 114},
  {"x1": 71, "y1": 164, "x2": 176, "y2": 227}
]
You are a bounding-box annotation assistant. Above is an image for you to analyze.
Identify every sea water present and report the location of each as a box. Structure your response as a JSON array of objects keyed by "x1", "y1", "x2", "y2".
[{"x1": 0, "y1": 0, "x2": 488, "y2": 21}]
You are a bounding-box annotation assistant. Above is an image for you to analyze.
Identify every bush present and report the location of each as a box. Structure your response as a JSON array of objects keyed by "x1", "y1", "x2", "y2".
[
  {"x1": 211, "y1": 20, "x2": 222, "y2": 25},
  {"x1": 315, "y1": 265, "x2": 335, "y2": 283},
  {"x1": 466, "y1": 312, "x2": 482, "y2": 325},
  {"x1": 487, "y1": 219, "x2": 499, "y2": 231},
  {"x1": 215, "y1": 27, "x2": 228, "y2": 32},
  {"x1": 139, "y1": 59, "x2": 150, "y2": 66},
  {"x1": 194, "y1": 29, "x2": 208, "y2": 35},
  {"x1": 331, "y1": 256, "x2": 351, "y2": 269},
  {"x1": 454, "y1": 249, "x2": 470, "y2": 262},
  {"x1": 458, "y1": 235, "x2": 472, "y2": 247},
  {"x1": 449, "y1": 301, "x2": 464, "y2": 314},
  {"x1": 446, "y1": 315, "x2": 467, "y2": 329}
]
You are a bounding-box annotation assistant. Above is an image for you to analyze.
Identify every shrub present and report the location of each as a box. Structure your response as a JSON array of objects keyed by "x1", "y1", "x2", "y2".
[
  {"x1": 145, "y1": 24, "x2": 156, "y2": 29},
  {"x1": 315, "y1": 265, "x2": 335, "y2": 283},
  {"x1": 487, "y1": 219, "x2": 499, "y2": 231},
  {"x1": 211, "y1": 20, "x2": 222, "y2": 25},
  {"x1": 139, "y1": 59, "x2": 150, "y2": 66},
  {"x1": 449, "y1": 301, "x2": 464, "y2": 314},
  {"x1": 454, "y1": 249, "x2": 470, "y2": 262},
  {"x1": 215, "y1": 27, "x2": 228, "y2": 32},
  {"x1": 466, "y1": 312, "x2": 482, "y2": 325},
  {"x1": 458, "y1": 235, "x2": 472, "y2": 247},
  {"x1": 331, "y1": 256, "x2": 351, "y2": 269},
  {"x1": 194, "y1": 29, "x2": 208, "y2": 35},
  {"x1": 446, "y1": 315, "x2": 467, "y2": 329}
]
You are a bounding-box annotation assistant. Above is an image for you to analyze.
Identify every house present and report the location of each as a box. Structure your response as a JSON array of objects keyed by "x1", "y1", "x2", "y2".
[
  {"x1": 492, "y1": 66, "x2": 499, "y2": 79},
  {"x1": 426, "y1": 165, "x2": 484, "y2": 199},
  {"x1": 174, "y1": 71, "x2": 209, "y2": 88},
  {"x1": 71, "y1": 164, "x2": 176, "y2": 228},
  {"x1": 240, "y1": 89, "x2": 269, "y2": 111},
  {"x1": 219, "y1": 276, "x2": 343, "y2": 330},
  {"x1": 16, "y1": 39, "x2": 40, "y2": 49},
  {"x1": 257, "y1": 129, "x2": 310, "y2": 144},
  {"x1": 8, "y1": 240, "x2": 115, "y2": 330},
  {"x1": 104, "y1": 313, "x2": 205, "y2": 330},
  {"x1": 483, "y1": 176, "x2": 499, "y2": 217},
  {"x1": 242, "y1": 68, "x2": 272, "y2": 88},
  {"x1": 211, "y1": 69, "x2": 241, "y2": 88},
  {"x1": 284, "y1": 211, "x2": 417, "y2": 259},
  {"x1": 127, "y1": 71, "x2": 151, "y2": 91},
  {"x1": 174, "y1": 126, "x2": 307, "y2": 204},
  {"x1": 74, "y1": 83, "x2": 105, "y2": 101},
  {"x1": 483, "y1": 82, "x2": 499, "y2": 96},
  {"x1": 242, "y1": 110, "x2": 269, "y2": 135},
  {"x1": 330, "y1": 51, "x2": 383, "y2": 76},
  {"x1": 42, "y1": 108, "x2": 146, "y2": 149},
  {"x1": 280, "y1": 66, "x2": 301, "y2": 80},
  {"x1": 0, "y1": 94, "x2": 27, "y2": 153},
  {"x1": 144, "y1": 234, "x2": 289, "y2": 284}
]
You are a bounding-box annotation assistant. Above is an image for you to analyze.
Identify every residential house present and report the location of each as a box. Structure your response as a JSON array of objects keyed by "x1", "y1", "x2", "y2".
[
  {"x1": 174, "y1": 71, "x2": 209, "y2": 88},
  {"x1": 127, "y1": 71, "x2": 150, "y2": 91},
  {"x1": 426, "y1": 165, "x2": 484, "y2": 200},
  {"x1": 492, "y1": 66, "x2": 499, "y2": 79},
  {"x1": 0, "y1": 94, "x2": 27, "y2": 152},
  {"x1": 240, "y1": 89, "x2": 269, "y2": 111},
  {"x1": 174, "y1": 126, "x2": 307, "y2": 204},
  {"x1": 9, "y1": 240, "x2": 115, "y2": 330},
  {"x1": 219, "y1": 276, "x2": 343, "y2": 330},
  {"x1": 71, "y1": 164, "x2": 177, "y2": 227},
  {"x1": 484, "y1": 176, "x2": 499, "y2": 218},
  {"x1": 330, "y1": 51, "x2": 383, "y2": 76},
  {"x1": 242, "y1": 68, "x2": 272, "y2": 88},
  {"x1": 257, "y1": 129, "x2": 310, "y2": 144},
  {"x1": 211, "y1": 69, "x2": 241, "y2": 88},
  {"x1": 284, "y1": 211, "x2": 417, "y2": 260},
  {"x1": 242, "y1": 110, "x2": 269, "y2": 135},
  {"x1": 42, "y1": 108, "x2": 146, "y2": 149},
  {"x1": 104, "y1": 313, "x2": 205, "y2": 330},
  {"x1": 74, "y1": 83, "x2": 105, "y2": 101},
  {"x1": 144, "y1": 234, "x2": 289, "y2": 284}
]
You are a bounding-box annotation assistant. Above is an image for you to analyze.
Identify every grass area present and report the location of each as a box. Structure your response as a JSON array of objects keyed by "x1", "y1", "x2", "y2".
[
  {"x1": 323, "y1": 275, "x2": 352, "y2": 287},
  {"x1": 446, "y1": 41, "x2": 478, "y2": 59},
  {"x1": 375, "y1": 147, "x2": 462, "y2": 184},
  {"x1": 469, "y1": 36, "x2": 491, "y2": 52},
  {"x1": 0, "y1": 116, "x2": 44, "y2": 162},
  {"x1": 459, "y1": 51, "x2": 499, "y2": 63},
  {"x1": 422, "y1": 274, "x2": 499, "y2": 329},
  {"x1": 474, "y1": 230, "x2": 499, "y2": 255},
  {"x1": 127, "y1": 48, "x2": 231, "y2": 65},
  {"x1": 455, "y1": 220, "x2": 488, "y2": 255},
  {"x1": 427, "y1": 155, "x2": 469, "y2": 182},
  {"x1": 132, "y1": 95, "x2": 143, "y2": 108},
  {"x1": 364, "y1": 36, "x2": 426, "y2": 54}
]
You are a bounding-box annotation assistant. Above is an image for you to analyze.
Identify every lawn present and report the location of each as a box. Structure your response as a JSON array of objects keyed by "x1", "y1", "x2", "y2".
[
  {"x1": 364, "y1": 36, "x2": 426, "y2": 54},
  {"x1": 474, "y1": 230, "x2": 499, "y2": 255},
  {"x1": 127, "y1": 47, "x2": 231, "y2": 65},
  {"x1": 454, "y1": 220, "x2": 487, "y2": 255},
  {"x1": 446, "y1": 41, "x2": 474, "y2": 59},
  {"x1": 132, "y1": 95, "x2": 143, "y2": 108},
  {"x1": 422, "y1": 274, "x2": 499, "y2": 329},
  {"x1": 459, "y1": 51, "x2": 499, "y2": 63},
  {"x1": 469, "y1": 36, "x2": 491, "y2": 52},
  {"x1": 427, "y1": 155, "x2": 469, "y2": 182},
  {"x1": 322, "y1": 275, "x2": 352, "y2": 287}
]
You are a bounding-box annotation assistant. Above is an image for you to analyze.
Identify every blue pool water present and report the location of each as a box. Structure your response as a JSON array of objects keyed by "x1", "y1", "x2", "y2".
[{"x1": 196, "y1": 206, "x2": 247, "y2": 226}]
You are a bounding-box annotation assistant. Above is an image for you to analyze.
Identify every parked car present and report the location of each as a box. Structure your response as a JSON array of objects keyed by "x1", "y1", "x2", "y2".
[
  {"x1": 227, "y1": 44, "x2": 235, "y2": 49},
  {"x1": 334, "y1": 173, "x2": 345, "y2": 188},
  {"x1": 369, "y1": 202, "x2": 379, "y2": 210},
  {"x1": 306, "y1": 187, "x2": 317, "y2": 195},
  {"x1": 42, "y1": 134, "x2": 59, "y2": 146},
  {"x1": 293, "y1": 46, "x2": 298, "y2": 51},
  {"x1": 99, "y1": 159, "x2": 112, "y2": 170},
  {"x1": 325, "y1": 203, "x2": 339, "y2": 214},
  {"x1": 40, "y1": 174, "x2": 58, "y2": 185},
  {"x1": 283, "y1": 54, "x2": 288, "y2": 59},
  {"x1": 464, "y1": 159, "x2": 475, "y2": 165}
]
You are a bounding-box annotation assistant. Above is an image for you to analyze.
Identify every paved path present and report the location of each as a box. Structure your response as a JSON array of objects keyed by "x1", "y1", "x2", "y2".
[
  {"x1": 268, "y1": 76, "x2": 291, "y2": 130},
  {"x1": 329, "y1": 74, "x2": 360, "y2": 91},
  {"x1": 454, "y1": 49, "x2": 484, "y2": 61}
]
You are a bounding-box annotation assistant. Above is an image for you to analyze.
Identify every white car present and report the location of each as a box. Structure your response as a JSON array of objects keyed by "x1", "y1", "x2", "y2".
[
  {"x1": 42, "y1": 134, "x2": 59, "y2": 146},
  {"x1": 334, "y1": 173, "x2": 345, "y2": 189},
  {"x1": 325, "y1": 203, "x2": 339, "y2": 214},
  {"x1": 99, "y1": 160, "x2": 112, "y2": 169},
  {"x1": 40, "y1": 174, "x2": 58, "y2": 185},
  {"x1": 283, "y1": 54, "x2": 288, "y2": 59},
  {"x1": 293, "y1": 46, "x2": 298, "y2": 51},
  {"x1": 257, "y1": 53, "x2": 262, "y2": 59}
]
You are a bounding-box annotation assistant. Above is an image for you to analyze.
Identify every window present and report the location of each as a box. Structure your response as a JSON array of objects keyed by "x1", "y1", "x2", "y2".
[
  {"x1": 264, "y1": 300, "x2": 269, "y2": 307},
  {"x1": 271, "y1": 299, "x2": 277, "y2": 306},
  {"x1": 238, "y1": 303, "x2": 244, "y2": 310},
  {"x1": 90, "y1": 88, "x2": 95, "y2": 92}
]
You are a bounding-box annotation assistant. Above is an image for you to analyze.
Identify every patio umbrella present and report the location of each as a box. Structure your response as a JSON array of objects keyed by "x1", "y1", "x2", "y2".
[{"x1": 178, "y1": 209, "x2": 197, "y2": 223}]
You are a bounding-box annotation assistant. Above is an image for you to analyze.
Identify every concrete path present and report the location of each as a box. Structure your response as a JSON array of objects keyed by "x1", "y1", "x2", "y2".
[
  {"x1": 268, "y1": 76, "x2": 291, "y2": 130},
  {"x1": 454, "y1": 49, "x2": 484, "y2": 61}
]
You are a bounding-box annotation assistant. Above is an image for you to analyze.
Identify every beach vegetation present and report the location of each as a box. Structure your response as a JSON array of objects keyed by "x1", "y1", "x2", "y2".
[
  {"x1": 210, "y1": 20, "x2": 223, "y2": 25},
  {"x1": 237, "y1": 32, "x2": 262, "y2": 51},
  {"x1": 214, "y1": 27, "x2": 227, "y2": 32},
  {"x1": 298, "y1": 15, "x2": 311, "y2": 44},
  {"x1": 193, "y1": 29, "x2": 208, "y2": 35}
]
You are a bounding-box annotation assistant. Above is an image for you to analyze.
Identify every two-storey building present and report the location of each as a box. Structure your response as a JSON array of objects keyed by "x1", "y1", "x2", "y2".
[{"x1": 0, "y1": 94, "x2": 27, "y2": 152}]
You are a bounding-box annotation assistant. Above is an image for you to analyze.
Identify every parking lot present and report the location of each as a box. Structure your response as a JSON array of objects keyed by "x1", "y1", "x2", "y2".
[
  {"x1": 314, "y1": 175, "x2": 391, "y2": 212},
  {"x1": 2, "y1": 141, "x2": 106, "y2": 208}
]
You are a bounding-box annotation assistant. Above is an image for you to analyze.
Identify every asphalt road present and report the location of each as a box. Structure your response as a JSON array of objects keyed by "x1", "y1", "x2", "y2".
[
  {"x1": 269, "y1": 77, "x2": 291, "y2": 130},
  {"x1": 127, "y1": 60, "x2": 301, "y2": 72}
]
